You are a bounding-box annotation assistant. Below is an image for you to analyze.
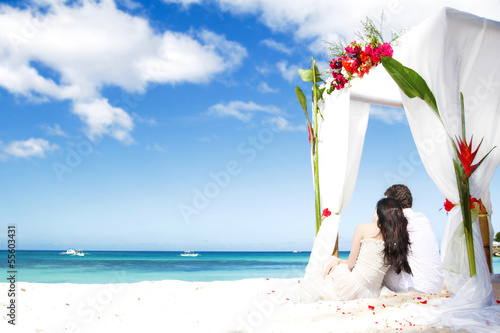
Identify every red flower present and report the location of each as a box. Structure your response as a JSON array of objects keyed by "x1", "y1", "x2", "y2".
[
  {"x1": 322, "y1": 208, "x2": 331, "y2": 218},
  {"x1": 444, "y1": 199, "x2": 455, "y2": 212},
  {"x1": 360, "y1": 51, "x2": 368, "y2": 62},
  {"x1": 342, "y1": 57, "x2": 355, "y2": 72},
  {"x1": 455, "y1": 136, "x2": 483, "y2": 178}
]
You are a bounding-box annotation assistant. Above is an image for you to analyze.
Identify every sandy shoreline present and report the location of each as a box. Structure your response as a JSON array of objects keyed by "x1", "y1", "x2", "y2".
[{"x1": 1, "y1": 279, "x2": 498, "y2": 332}]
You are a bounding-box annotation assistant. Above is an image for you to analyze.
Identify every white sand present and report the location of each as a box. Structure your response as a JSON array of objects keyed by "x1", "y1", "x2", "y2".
[{"x1": 1, "y1": 278, "x2": 491, "y2": 332}]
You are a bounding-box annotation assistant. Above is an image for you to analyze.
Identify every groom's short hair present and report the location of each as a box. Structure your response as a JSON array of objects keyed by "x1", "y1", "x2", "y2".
[{"x1": 384, "y1": 184, "x2": 412, "y2": 209}]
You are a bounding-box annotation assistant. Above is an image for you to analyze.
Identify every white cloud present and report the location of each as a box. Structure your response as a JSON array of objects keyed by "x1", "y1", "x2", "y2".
[
  {"x1": 0, "y1": 0, "x2": 247, "y2": 143},
  {"x1": 255, "y1": 64, "x2": 272, "y2": 76},
  {"x1": 163, "y1": 0, "x2": 202, "y2": 7},
  {"x1": 257, "y1": 82, "x2": 278, "y2": 94},
  {"x1": 2, "y1": 138, "x2": 59, "y2": 158},
  {"x1": 263, "y1": 116, "x2": 306, "y2": 132},
  {"x1": 146, "y1": 143, "x2": 167, "y2": 152},
  {"x1": 370, "y1": 105, "x2": 405, "y2": 125},
  {"x1": 260, "y1": 38, "x2": 292, "y2": 54},
  {"x1": 132, "y1": 113, "x2": 157, "y2": 126},
  {"x1": 116, "y1": 0, "x2": 142, "y2": 10},
  {"x1": 277, "y1": 61, "x2": 299, "y2": 83},
  {"x1": 207, "y1": 101, "x2": 282, "y2": 122},
  {"x1": 40, "y1": 123, "x2": 69, "y2": 137},
  {"x1": 73, "y1": 99, "x2": 134, "y2": 144},
  {"x1": 179, "y1": 0, "x2": 500, "y2": 54}
]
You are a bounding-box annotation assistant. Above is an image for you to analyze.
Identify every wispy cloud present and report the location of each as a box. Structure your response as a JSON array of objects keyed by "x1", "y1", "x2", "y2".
[
  {"x1": 199, "y1": 134, "x2": 219, "y2": 143},
  {"x1": 260, "y1": 38, "x2": 292, "y2": 55},
  {"x1": 207, "y1": 101, "x2": 282, "y2": 122},
  {"x1": 132, "y1": 113, "x2": 157, "y2": 126},
  {"x1": 277, "y1": 61, "x2": 299, "y2": 83},
  {"x1": 1, "y1": 138, "x2": 59, "y2": 159},
  {"x1": 263, "y1": 116, "x2": 306, "y2": 132},
  {"x1": 370, "y1": 105, "x2": 406, "y2": 125},
  {"x1": 146, "y1": 143, "x2": 167, "y2": 152},
  {"x1": 257, "y1": 82, "x2": 279, "y2": 94},
  {"x1": 39, "y1": 123, "x2": 69, "y2": 137}
]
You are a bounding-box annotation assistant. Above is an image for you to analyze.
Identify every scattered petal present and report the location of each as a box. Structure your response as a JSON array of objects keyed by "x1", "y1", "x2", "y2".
[{"x1": 421, "y1": 300, "x2": 427, "y2": 304}]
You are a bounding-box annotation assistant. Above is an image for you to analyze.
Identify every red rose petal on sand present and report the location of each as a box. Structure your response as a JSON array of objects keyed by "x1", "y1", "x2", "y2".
[
  {"x1": 368, "y1": 305, "x2": 375, "y2": 310},
  {"x1": 497, "y1": 300, "x2": 500, "y2": 304},
  {"x1": 421, "y1": 300, "x2": 427, "y2": 304}
]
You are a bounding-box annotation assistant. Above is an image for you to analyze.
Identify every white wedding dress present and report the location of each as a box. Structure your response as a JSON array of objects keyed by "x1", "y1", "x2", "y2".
[{"x1": 295, "y1": 238, "x2": 390, "y2": 302}]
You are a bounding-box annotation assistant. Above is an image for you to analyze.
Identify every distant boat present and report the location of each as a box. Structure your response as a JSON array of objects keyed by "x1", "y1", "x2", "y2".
[
  {"x1": 293, "y1": 250, "x2": 301, "y2": 253},
  {"x1": 74, "y1": 250, "x2": 86, "y2": 257},
  {"x1": 181, "y1": 251, "x2": 199, "y2": 257},
  {"x1": 60, "y1": 249, "x2": 88, "y2": 256}
]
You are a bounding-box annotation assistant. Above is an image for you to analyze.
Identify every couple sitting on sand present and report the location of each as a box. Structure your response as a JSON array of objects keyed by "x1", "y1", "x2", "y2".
[{"x1": 297, "y1": 184, "x2": 444, "y2": 302}]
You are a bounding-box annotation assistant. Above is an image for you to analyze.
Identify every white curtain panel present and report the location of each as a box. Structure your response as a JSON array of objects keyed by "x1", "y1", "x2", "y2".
[
  {"x1": 396, "y1": 8, "x2": 500, "y2": 331},
  {"x1": 301, "y1": 88, "x2": 370, "y2": 300}
]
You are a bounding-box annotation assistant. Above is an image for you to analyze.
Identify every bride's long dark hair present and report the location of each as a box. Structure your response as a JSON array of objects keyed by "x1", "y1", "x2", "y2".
[{"x1": 377, "y1": 198, "x2": 412, "y2": 275}]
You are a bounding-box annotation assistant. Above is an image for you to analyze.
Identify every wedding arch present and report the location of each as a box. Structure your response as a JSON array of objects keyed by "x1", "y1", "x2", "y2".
[{"x1": 302, "y1": 7, "x2": 500, "y2": 332}]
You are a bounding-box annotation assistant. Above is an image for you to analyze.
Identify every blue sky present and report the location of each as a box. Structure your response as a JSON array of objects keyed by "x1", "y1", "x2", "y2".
[{"x1": 1, "y1": 0, "x2": 500, "y2": 251}]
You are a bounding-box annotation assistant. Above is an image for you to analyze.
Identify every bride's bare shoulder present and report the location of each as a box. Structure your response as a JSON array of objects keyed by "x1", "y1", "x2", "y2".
[{"x1": 355, "y1": 222, "x2": 380, "y2": 237}]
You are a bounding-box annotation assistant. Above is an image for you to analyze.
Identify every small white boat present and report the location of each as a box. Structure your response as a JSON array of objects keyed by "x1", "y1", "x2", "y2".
[
  {"x1": 60, "y1": 249, "x2": 76, "y2": 255},
  {"x1": 181, "y1": 251, "x2": 199, "y2": 257},
  {"x1": 74, "y1": 251, "x2": 85, "y2": 257},
  {"x1": 293, "y1": 250, "x2": 301, "y2": 253}
]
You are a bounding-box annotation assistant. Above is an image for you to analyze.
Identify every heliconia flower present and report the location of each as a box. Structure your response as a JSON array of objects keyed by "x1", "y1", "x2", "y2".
[
  {"x1": 455, "y1": 135, "x2": 486, "y2": 178},
  {"x1": 322, "y1": 208, "x2": 331, "y2": 217}
]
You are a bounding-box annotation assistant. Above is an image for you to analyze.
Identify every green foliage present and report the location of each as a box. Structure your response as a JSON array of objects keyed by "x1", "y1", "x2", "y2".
[
  {"x1": 381, "y1": 56, "x2": 440, "y2": 119},
  {"x1": 495, "y1": 232, "x2": 500, "y2": 242}
]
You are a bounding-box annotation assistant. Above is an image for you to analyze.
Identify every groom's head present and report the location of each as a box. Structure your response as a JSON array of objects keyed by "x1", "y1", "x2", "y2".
[{"x1": 384, "y1": 184, "x2": 412, "y2": 209}]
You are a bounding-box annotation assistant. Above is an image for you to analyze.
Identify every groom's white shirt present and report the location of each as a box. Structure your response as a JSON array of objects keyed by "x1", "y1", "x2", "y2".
[{"x1": 383, "y1": 208, "x2": 444, "y2": 293}]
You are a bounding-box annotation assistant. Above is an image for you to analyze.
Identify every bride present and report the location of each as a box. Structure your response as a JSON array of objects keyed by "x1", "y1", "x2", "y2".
[{"x1": 295, "y1": 198, "x2": 412, "y2": 302}]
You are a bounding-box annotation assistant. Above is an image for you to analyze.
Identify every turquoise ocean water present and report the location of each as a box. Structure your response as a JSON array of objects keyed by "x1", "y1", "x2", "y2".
[{"x1": 2, "y1": 250, "x2": 499, "y2": 284}]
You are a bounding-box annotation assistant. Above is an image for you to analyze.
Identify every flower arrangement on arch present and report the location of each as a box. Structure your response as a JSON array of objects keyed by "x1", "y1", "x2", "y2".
[
  {"x1": 328, "y1": 40, "x2": 394, "y2": 92},
  {"x1": 326, "y1": 17, "x2": 400, "y2": 92}
]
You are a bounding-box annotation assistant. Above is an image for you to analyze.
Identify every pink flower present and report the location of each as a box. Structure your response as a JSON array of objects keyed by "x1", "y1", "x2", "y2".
[{"x1": 379, "y1": 42, "x2": 393, "y2": 57}]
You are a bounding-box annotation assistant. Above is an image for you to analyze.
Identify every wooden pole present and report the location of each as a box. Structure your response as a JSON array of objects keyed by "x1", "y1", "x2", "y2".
[
  {"x1": 332, "y1": 234, "x2": 339, "y2": 257},
  {"x1": 478, "y1": 214, "x2": 492, "y2": 274}
]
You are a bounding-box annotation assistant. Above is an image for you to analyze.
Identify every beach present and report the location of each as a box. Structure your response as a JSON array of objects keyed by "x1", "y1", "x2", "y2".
[{"x1": 2, "y1": 278, "x2": 498, "y2": 332}]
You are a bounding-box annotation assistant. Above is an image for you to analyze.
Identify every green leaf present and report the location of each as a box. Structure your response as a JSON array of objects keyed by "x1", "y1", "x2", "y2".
[
  {"x1": 298, "y1": 69, "x2": 314, "y2": 82},
  {"x1": 295, "y1": 86, "x2": 308, "y2": 114},
  {"x1": 381, "y1": 56, "x2": 440, "y2": 119}
]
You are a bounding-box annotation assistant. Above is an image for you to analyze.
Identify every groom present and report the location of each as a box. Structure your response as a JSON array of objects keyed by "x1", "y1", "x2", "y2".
[{"x1": 383, "y1": 184, "x2": 444, "y2": 293}]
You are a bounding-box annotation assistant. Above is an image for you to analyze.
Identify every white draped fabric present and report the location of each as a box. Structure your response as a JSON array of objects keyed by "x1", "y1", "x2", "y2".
[
  {"x1": 300, "y1": 6, "x2": 500, "y2": 331},
  {"x1": 392, "y1": 8, "x2": 500, "y2": 332},
  {"x1": 300, "y1": 89, "x2": 370, "y2": 302}
]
